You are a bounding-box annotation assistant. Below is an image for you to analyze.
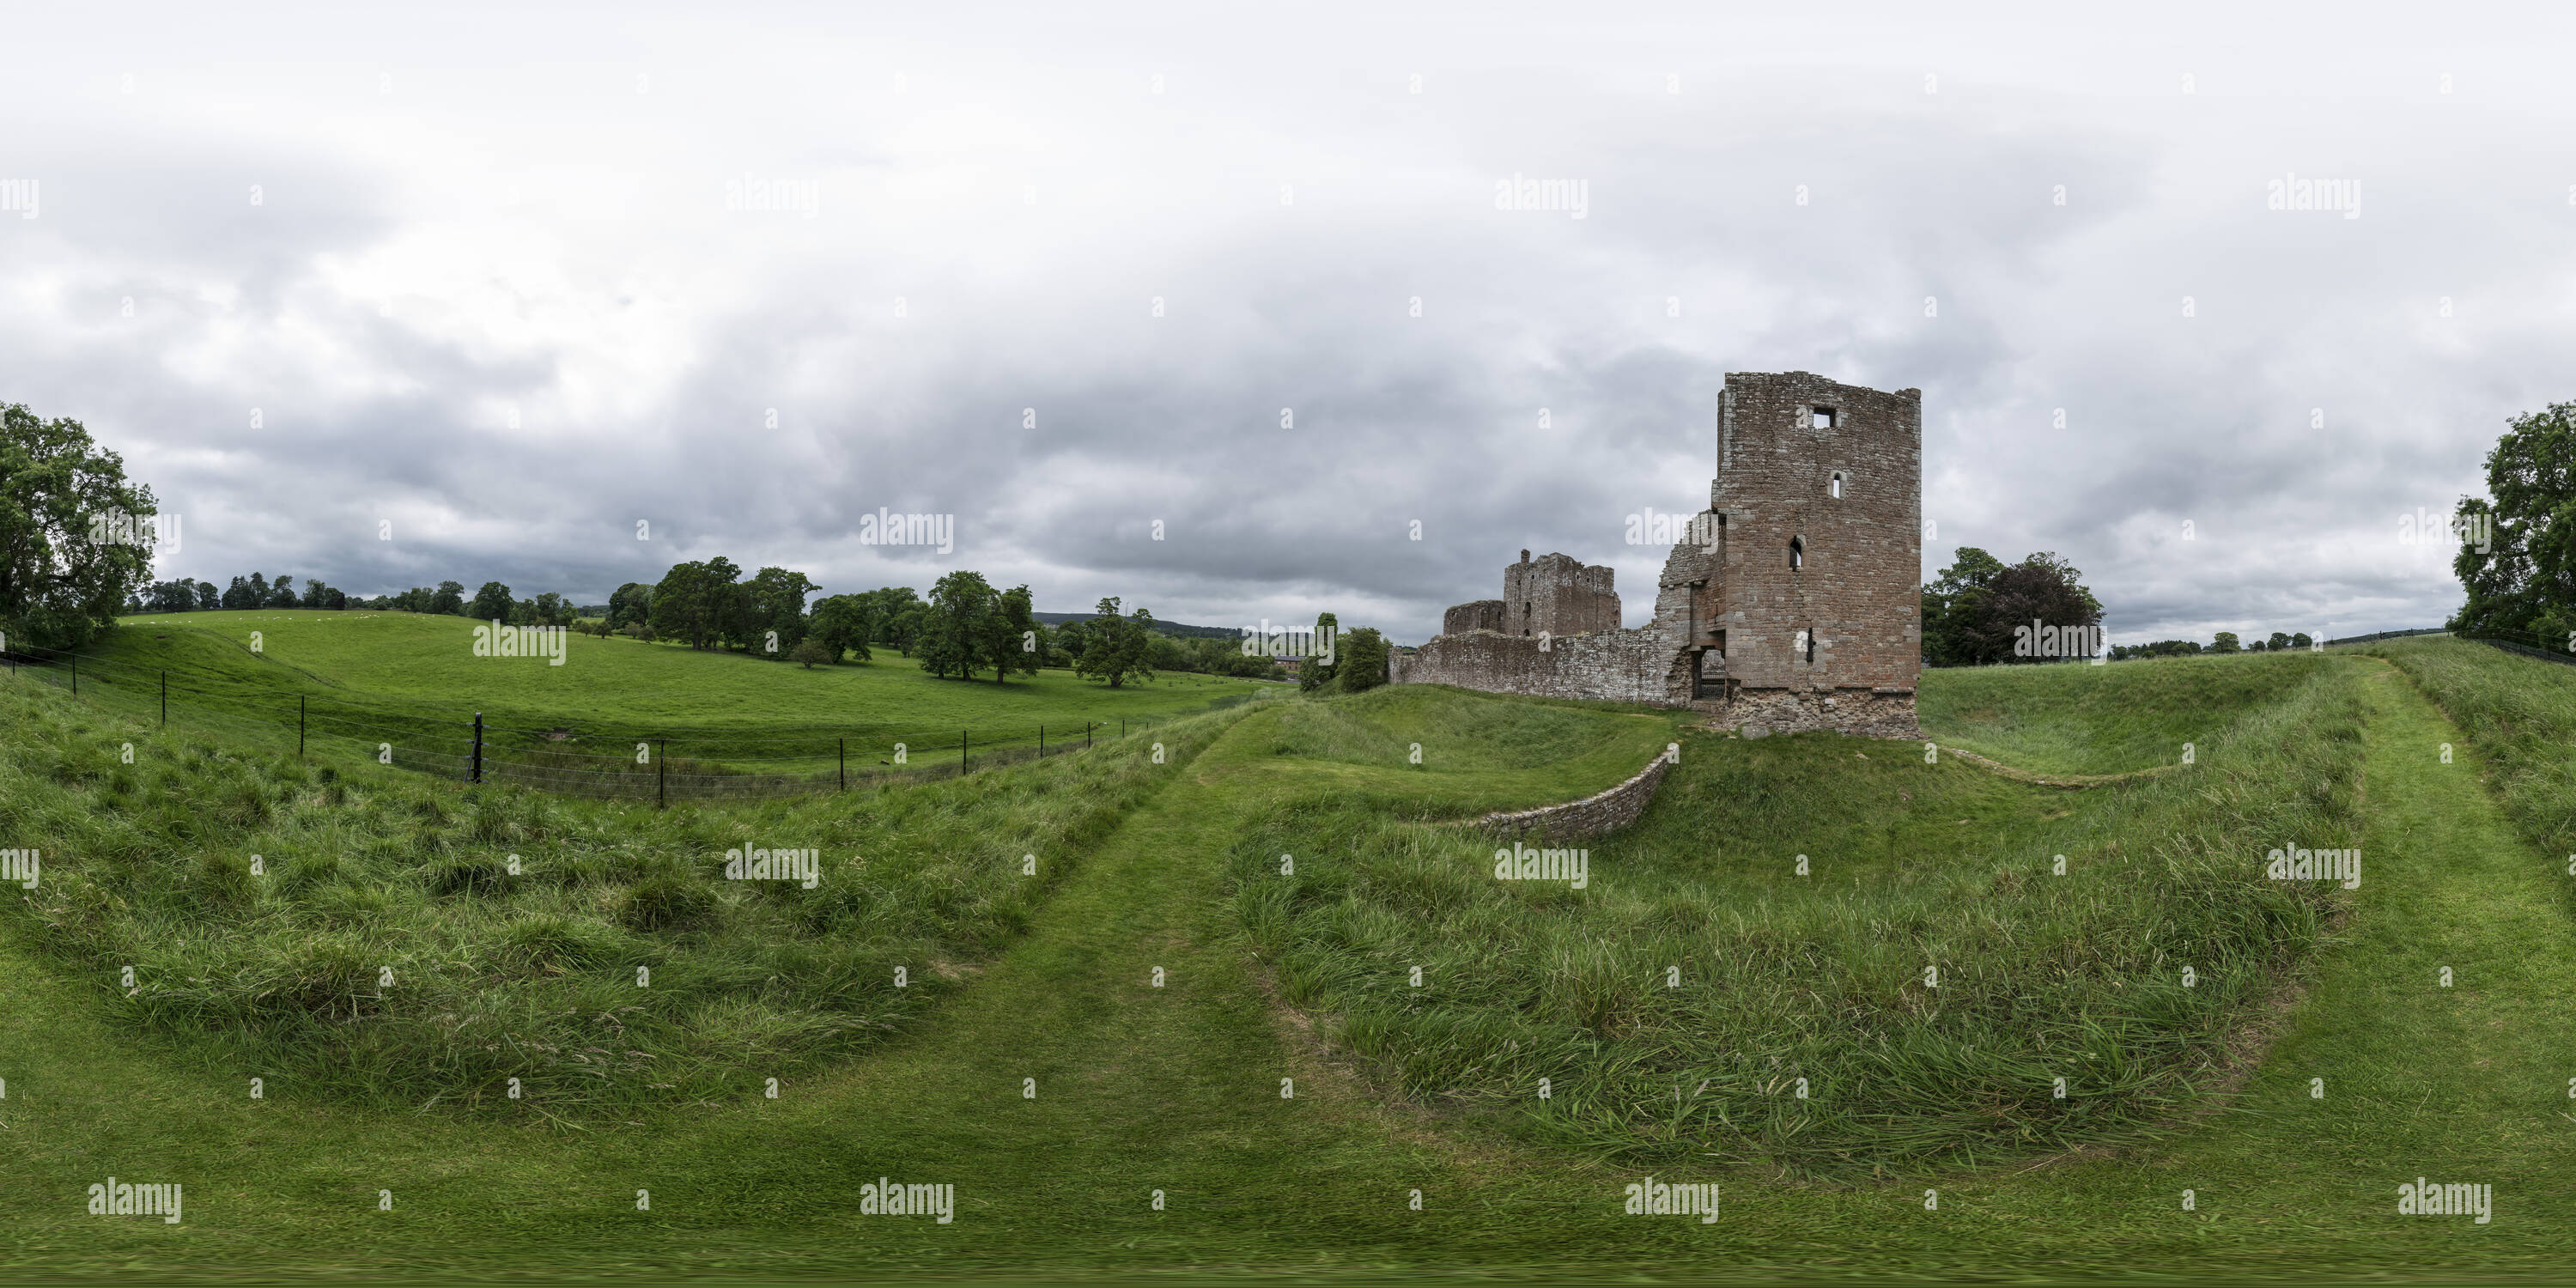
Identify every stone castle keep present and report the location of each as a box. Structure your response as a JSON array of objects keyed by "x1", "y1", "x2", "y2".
[{"x1": 1389, "y1": 371, "x2": 1923, "y2": 738}]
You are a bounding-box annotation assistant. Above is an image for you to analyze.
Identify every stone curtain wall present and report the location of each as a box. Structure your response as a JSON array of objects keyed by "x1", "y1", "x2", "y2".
[
  {"x1": 1473, "y1": 747, "x2": 1675, "y2": 841},
  {"x1": 1390, "y1": 628, "x2": 1675, "y2": 704}
]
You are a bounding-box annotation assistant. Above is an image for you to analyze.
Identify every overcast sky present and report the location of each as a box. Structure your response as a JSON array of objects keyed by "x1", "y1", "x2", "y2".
[{"x1": 4, "y1": 1, "x2": 2562, "y2": 644}]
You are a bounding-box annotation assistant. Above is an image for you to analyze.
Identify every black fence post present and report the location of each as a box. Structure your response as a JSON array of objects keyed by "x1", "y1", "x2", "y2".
[
  {"x1": 657, "y1": 738, "x2": 667, "y2": 809},
  {"x1": 471, "y1": 713, "x2": 483, "y2": 784},
  {"x1": 839, "y1": 737, "x2": 846, "y2": 792},
  {"x1": 1087, "y1": 721, "x2": 1092, "y2": 748},
  {"x1": 1038, "y1": 724, "x2": 1044, "y2": 757}
]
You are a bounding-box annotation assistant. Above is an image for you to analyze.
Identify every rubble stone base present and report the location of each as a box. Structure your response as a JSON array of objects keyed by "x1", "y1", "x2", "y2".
[{"x1": 1715, "y1": 689, "x2": 1920, "y2": 739}]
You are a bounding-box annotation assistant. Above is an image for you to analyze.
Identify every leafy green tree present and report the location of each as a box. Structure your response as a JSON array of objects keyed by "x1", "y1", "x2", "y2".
[
  {"x1": 2267, "y1": 631, "x2": 2293, "y2": 652},
  {"x1": 2450, "y1": 401, "x2": 2576, "y2": 641},
  {"x1": 698, "y1": 557, "x2": 751, "y2": 650},
  {"x1": 651, "y1": 562, "x2": 722, "y2": 649},
  {"x1": 2292, "y1": 632, "x2": 2313, "y2": 649},
  {"x1": 1075, "y1": 596, "x2": 1157, "y2": 688},
  {"x1": 220, "y1": 576, "x2": 254, "y2": 610},
  {"x1": 2211, "y1": 631, "x2": 2241, "y2": 653},
  {"x1": 469, "y1": 580, "x2": 514, "y2": 621},
  {"x1": 0, "y1": 405, "x2": 161, "y2": 649},
  {"x1": 808, "y1": 594, "x2": 872, "y2": 663},
  {"x1": 530, "y1": 592, "x2": 569, "y2": 627},
  {"x1": 862, "y1": 586, "x2": 926, "y2": 653},
  {"x1": 607, "y1": 581, "x2": 654, "y2": 630},
  {"x1": 266, "y1": 574, "x2": 299, "y2": 608},
  {"x1": 1297, "y1": 611, "x2": 1340, "y2": 691},
  {"x1": 744, "y1": 566, "x2": 817, "y2": 658},
  {"x1": 429, "y1": 580, "x2": 467, "y2": 615},
  {"x1": 992, "y1": 583, "x2": 1039, "y2": 681},
  {"x1": 1334, "y1": 626, "x2": 1390, "y2": 692},
  {"x1": 918, "y1": 569, "x2": 999, "y2": 680},
  {"x1": 1921, "y1": 548, "x2": 2008, "y2": 666},
  {"x1": 789, "y1": 637, "x2": 835, "y2": 668},
  {"x1": 195, "y1": 580, "x2": 219, "y2": 611},
  {"x1": 1967, "y1": 552, "x2": 2103, "y2": 664}
]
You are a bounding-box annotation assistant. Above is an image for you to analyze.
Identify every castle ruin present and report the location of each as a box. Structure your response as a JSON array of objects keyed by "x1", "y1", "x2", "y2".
[{"x1": 1388, "y1": 371, "x2": 1922, "y2": 738}]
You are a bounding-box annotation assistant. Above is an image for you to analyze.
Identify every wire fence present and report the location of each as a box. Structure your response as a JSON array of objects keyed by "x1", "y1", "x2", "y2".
[
  {"x1": 0, "y1": 638, "x2": 1251, "y2": 804},
  {"x1": 2454, "y1": 626, "x2": 2576, "y2": 668},
  {"x1": 2321, "y1": 628, "x2": 2451, "y2": 647},
  {"x1": 2318, "y1": 623, "x2": 2576, "y2": 670}
]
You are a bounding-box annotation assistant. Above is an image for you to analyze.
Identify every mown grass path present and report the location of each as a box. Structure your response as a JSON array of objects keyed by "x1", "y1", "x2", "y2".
[{"x1": 4, "y1": 662, "x2": 2575, "y2": 1278}]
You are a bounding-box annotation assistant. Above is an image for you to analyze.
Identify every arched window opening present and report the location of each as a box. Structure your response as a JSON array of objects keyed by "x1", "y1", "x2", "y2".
[
  {"x1": 1830, "y1": 471, "x2": 1845, "y2": 500},
  {"x1": 1789, "y1": 537, "x2": 1804, "y2": 570}
]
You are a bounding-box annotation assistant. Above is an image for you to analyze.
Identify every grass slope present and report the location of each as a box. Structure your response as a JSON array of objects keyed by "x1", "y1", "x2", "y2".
[
  {"x1": 4, "y1": 650, "x2": 2575, "y2": 1278},
  {"x1": 1918, "y1": 649, "x2": 2332, "y2": 775},
  {"x1": 1232, "y1": 654, "x2": 2367, "y2": 1175},
  {"x1": 0, "y1": 673, "x2": 1260, "y2": 1115}
]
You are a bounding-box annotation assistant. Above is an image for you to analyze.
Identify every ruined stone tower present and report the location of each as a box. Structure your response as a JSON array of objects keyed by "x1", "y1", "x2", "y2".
[{"x1": 1389, "y1": 371, "x2": 1922, "y2": 737}]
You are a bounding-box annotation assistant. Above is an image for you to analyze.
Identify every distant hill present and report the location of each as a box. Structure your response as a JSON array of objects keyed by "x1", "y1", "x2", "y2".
[{"x1": 1035, "y1": 611, "x2": 1240, "y2": 641}]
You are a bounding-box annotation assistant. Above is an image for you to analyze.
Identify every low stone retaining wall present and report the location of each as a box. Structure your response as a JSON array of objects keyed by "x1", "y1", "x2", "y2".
[{"x1": 1473, "y1": 745, "x2": 1676, "y2": 841}]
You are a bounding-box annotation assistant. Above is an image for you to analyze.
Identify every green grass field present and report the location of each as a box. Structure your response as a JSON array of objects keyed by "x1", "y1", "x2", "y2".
[
  {"x1": 70, "y1": 611, "x2": 1271, "y2": 781},
  {"x1": 4, "y1": 631, "x2": 2574, "y2": 1279}
]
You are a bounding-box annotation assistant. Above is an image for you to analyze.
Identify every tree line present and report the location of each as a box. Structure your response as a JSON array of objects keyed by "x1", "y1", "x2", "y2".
[
  {"x1": 2110, "y1": 631, "x2": 2314, "y2": 660},
  {"x1": 1923, "y1": 546, "x2": 2324, "y2": 663},
  {"x1": 602, "y1": 562, "x2": 1295, "y2": 685},
  {"x1": 132, "y1": 575, "x2": 582, "y2": 624}
]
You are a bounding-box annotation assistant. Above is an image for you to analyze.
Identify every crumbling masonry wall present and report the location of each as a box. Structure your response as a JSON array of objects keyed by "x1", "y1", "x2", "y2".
[
  {"x1": 1443, "y1": 600, "x2": 1506, "y2": 635},
  {"x1": 1499, "y1": 550, "x2": 1621, "y2": 639}
]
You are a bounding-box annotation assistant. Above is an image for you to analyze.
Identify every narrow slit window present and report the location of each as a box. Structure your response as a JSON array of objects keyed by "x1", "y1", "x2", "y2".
[
  {"x1": 1789, "y1": 537, "x2": 1804, "y2": 570},
  {"x1": 1829, "y1": 471, "x2": 1845, "y2": 499},
  {"x1": 1806, "y1": 630, "x2": 1817, "y2": 664}
]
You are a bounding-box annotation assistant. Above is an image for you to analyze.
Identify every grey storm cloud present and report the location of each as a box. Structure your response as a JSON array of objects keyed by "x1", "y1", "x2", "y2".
[{"x1": 3, "y1": 2, "x2": 2563, "y2": 644}]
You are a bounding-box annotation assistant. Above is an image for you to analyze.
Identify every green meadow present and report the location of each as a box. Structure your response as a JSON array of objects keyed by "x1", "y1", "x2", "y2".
[
  {"x1": 75, "y1": 611, "x2": 1271, "y2": 777},
  {"x1": 3, "y1": 629, "x2": 2573, "y2": 1279}
]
